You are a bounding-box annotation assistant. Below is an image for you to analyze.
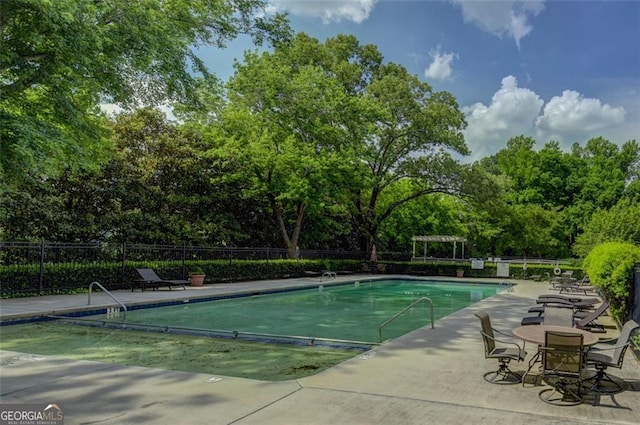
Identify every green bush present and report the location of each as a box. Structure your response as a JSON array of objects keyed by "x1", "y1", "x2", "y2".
[
  {"x1": 0, "y1": 258, "x2": 365, "y2": 297},
  {"x1": 0, "y1": 256, "x2": 588, "y2": 298},
  {"x1": 583, "y1": 242, "x2": 640, "y2": 322}
]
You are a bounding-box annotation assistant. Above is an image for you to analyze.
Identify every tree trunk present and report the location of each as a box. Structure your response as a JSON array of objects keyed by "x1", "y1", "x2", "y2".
[
  {"x1": 354, "y1": 214, "x2": 377, "y2": 257},
  {"x1": 273, "y1": 199, "x2": 306, "y2": 259}
]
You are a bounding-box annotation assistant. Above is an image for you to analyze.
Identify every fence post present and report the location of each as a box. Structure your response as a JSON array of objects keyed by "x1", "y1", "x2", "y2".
[
  {"x1": 228, "y1": 247, "x2": 233, "y2": 283},
  {"x1": 266, "y1": 247, "x2": 270, "y2": 279},
  {"x1": 121, "y1": 242, "x2": 127, "y2": 287},
  {"x1": 633, "y1": 263, "x2": 640, "y2": 324},
  {"x1": 38, "y1": 239, "x2": 45, "y2": 293},
  {"x1": 182, "y1": 243, "x2": 187, "y2": 279}
]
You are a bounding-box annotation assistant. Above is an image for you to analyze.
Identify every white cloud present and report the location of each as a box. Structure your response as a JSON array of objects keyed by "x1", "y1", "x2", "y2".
[
  {"x1": 536, "y1": 90, "x2": 626, "y2": 136},
  {"x1": 462, "y1": 75, "x2": 543, "y2": 158},
  {"x1": 424, "y1": 47, "x2": 457, "y2": 80},
  {"x1": 269, "y1": 0, "x2": 378, "y2": 23},
  {"x1": 450, "y1": 0, "x2": 545, "y2": 48},
  {"x1": 461, "y1": 76, "x2": 629, "y2": 160}
]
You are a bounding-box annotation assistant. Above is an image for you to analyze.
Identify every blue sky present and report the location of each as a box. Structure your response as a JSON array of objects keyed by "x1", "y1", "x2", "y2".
[{"x1": 201, "y1": 0, "x2": 639, "y2": 161}]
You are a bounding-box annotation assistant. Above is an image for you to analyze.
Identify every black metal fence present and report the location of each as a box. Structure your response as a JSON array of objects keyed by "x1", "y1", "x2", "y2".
[
  {"x1": 0, "y1": 241, "x2": 371, "y2": 265},
  {"x1": 2, "y1": 241, "x2": 405, "y2": 295}
]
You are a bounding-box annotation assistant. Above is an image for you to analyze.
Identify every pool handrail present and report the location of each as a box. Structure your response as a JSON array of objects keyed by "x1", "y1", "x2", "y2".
[
  {"x1": 88, "y1": 281, "x2": 127, "y2": 319},
  {"x1": 378, "y1": 297, "x2": 434, "y2": 343},
  {"x1": 320, "y1": 271, "x2": 337, "y2": 282}
]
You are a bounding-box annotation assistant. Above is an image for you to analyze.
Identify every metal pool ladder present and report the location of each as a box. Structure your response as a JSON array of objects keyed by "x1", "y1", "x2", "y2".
[
  {"x1": 88, "y1": 281, "x2": 127, "y2": 319},
  {"x1": 378, "y1": 297, "x2": 433, "y2": 343}
]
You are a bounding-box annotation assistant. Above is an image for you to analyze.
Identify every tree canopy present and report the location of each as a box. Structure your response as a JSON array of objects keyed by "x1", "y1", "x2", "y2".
[
  {"x1": 218, "y1": 33, "x2": 469, "y2": 255},
  {"x1": 475, "y1": 136, "x2": 639, "y2": 257},
  {"x1": 1, "y1": 3, "x2": 638, "y2": 260},
  {"x1": 0, "y1": 0, "x2": 290, "y2": 189}
]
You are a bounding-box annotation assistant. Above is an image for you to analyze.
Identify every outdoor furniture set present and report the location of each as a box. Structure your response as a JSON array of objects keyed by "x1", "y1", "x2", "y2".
[{"x1": 475, "y1": 300, "x2": 639, "y2": 406}]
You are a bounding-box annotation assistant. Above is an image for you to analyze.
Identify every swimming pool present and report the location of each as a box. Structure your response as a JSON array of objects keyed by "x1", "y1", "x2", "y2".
[
  {"x1": 78, "y1": 279, "x2": 502, "y2": 344},
  {"x1": 0, "y1": 278, "x2": 503, "y2": 380}
]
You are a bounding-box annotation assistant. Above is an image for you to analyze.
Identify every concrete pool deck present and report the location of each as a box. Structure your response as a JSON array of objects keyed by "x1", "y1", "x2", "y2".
[{"x1": 1, "y1": 275, "x2": 639, "y2": 424}]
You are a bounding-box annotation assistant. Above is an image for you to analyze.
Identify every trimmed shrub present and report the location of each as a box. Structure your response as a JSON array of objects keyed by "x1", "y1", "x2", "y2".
[{"x1": 583, "y1": 242, "x2": 640, "y2": 322}]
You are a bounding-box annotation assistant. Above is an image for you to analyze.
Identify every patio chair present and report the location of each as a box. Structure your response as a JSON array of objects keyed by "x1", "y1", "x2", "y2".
[
  {"x1": 573, "y1": 300, "x2": 610, "y2": 333},
  {"x1": 536, "y1": 294, "x2": 600, "y2": 306},
  {"x1": 558, "y1": 276, "x2": 597, "y2": 295},
  {"x1": 521, "y1": 306, "x2": 575, "y2": 326},
  {"x1": 475, "y1": 311, "x2": 527, "y2": 384},
  {"x1": 543, "y1": 307, "x2": 575, "y2": 327},
  {"x1": 547, "y1": 272, "x2": 561, "y2": 290},
  {"x1": 134, "y1": 268, "x2": 188, "y2": 291},
  {"x1": 584, "y1": 320, "x2": 640, "y2": 393},
  {"x1": 539, "y1": 330, "x2": 586, "y2": 406},
  {"x1": 528, "y1": 297, "x2": 598, "y2": 316},
  {"x1": 527, "y1": 292, "x2": 602, "y2": 317}
]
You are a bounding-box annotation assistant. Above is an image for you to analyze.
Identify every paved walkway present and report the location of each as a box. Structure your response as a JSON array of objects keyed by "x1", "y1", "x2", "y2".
[{"x1": 1, "y1": 276, "x2": 639, "y2": 424}]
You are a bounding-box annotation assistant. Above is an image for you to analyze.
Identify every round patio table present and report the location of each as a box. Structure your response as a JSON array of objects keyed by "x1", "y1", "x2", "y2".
[
  {"x1": 513, "y1": 325, "x2": 600, "y2": 393},
  {"x1": 512, "y1": 325, "x2": 599, "y2": 346}
]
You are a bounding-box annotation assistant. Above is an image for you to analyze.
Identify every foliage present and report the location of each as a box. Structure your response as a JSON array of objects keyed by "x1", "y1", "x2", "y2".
[
  {"x1": 0, "y1": 258, "x2": 363, "y2": 297},
  {"x1": 475, "y1": 136, "x2": 639, "y2": 257},
  {"x1": 220, "y1": 33, "x2": 469, "y2": 255},
  {"x1": 1, "y1": 1, "x2": 637, "y2": 259},
  {"x1": 2, "y1": 254, "x2": 582, "y2": 298},
  {"x1": 188, "y1": 267, "x2": 205, "y2": 276},
  {"x1": 583, "y1": 242, "x2": 640, "y2": 322},
  {"x1": 105, "y1": 108, "x2": 252, "y2": 245},
  {"x1": 378, "y1": 189, "x2": 467, "y2": 252},
  {"x1": 499, "y1": 203, "x2": 567, "y2": 258},
  {"x1": 0, "y1": 0, "x2": 291, "y2": 189},
  {"x1": 221, "y1": 33, "x2": 375, "y2": 256},
  {"x1": 347, "y1": 63, "x2": 469, "y2": 253},
  {"x1": 573, "y1": 198, "x2": 640, "y2": 257}
]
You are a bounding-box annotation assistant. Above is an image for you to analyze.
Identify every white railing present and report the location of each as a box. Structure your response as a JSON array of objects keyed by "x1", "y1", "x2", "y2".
[
  {"x1": 378, "y1": 297, "x2": 434, "y2": 343},
  {"x1": 88, "y1": 281, "x2": 127, "y2": 319}
]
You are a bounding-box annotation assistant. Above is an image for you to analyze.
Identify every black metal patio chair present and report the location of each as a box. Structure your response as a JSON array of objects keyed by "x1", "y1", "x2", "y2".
[
  {"x1": 539, "y1": 330, "x2": 585, "y2": 406},
  {"x1": 134, "y1": 268, "x2": 188, "y2": 291},
  {"x1": 584, "y1": 319, "x2": 640, "y2": 393},
  {"x1": 475, "y1": 310, "x2": 527, "y2": 384}
]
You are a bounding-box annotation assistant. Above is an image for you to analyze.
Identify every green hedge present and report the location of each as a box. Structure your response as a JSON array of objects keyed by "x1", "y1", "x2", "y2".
[
  {"x1": 388, "y1": 261, "x2": 582, "y2": 281},
  {"x1": 0, "y1": 259, "x2": 364, "y2": 297},
  {"x1": 583, "y1": 242, "x2": 640, "y2": 323},
  {"x1": 0, "y1": 257, "x2": 583, "y2": 298}
]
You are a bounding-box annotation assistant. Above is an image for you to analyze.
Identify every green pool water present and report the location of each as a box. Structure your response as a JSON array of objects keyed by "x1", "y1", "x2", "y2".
[
  {"x1": 109, "y1": 279, "x2": 500, "y2": 343},
  {"x1": 0, "y1": 279, "x2": 501, "y2": 380},
  {"x1": 0, "y1": 322, "x2": 356, "y2": 381}
]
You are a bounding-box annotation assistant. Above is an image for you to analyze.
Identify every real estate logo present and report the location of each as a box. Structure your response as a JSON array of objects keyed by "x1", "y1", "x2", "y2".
[{"x1": 0, "y1": 403, "x2": 63, "y2": 425}]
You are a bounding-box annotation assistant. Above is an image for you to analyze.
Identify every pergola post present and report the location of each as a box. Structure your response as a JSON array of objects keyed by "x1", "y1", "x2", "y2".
[{"x1": 411, "y1": 235, "x2": 467, "y2": 261}]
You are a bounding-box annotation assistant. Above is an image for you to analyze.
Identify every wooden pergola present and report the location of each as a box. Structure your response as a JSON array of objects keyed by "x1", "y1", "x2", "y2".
[{"x1": 411, "y1": 235, "x2": 467, "y2": 260}]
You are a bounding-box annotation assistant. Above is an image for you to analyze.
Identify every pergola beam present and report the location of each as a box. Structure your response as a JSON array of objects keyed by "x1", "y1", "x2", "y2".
[{"x1": 411, "y1": 235, "x2": 467, "y2": 260}]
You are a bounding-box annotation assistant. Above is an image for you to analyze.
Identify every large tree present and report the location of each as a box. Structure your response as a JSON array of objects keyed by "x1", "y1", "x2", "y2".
[
  {"x1": 0, "y1": 0, "x2": 290, "y2": 189},
  {"x1": 221, "y1": 34, "x2": 370, "y2": 256},
  {"x1": 478, "y1": 135, "x2": 639, "y2": 257},
  {"x1": 220, "y1": 33, "x2": 468, "y2": 256},
  {"x1": 348, "y1": 63, "x2": 468, "y2": 253},
  {"x1": 563, "y1": 137, "x2": 639, "y2": 239}
]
